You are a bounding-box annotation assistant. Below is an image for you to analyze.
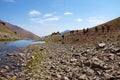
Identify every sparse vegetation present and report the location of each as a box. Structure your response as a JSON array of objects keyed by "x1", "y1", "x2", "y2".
[{"x1": 24, "y1": 46, "x2": 46, "y2": 74}]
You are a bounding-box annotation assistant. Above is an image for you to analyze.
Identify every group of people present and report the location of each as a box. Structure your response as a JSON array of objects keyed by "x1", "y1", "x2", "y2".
[
  {"x1": 83, "y1": 24, "x2": 111, "y2": 34},
  {"x1": 61, "y1": 24, "x2": 111, "y2": 39}
]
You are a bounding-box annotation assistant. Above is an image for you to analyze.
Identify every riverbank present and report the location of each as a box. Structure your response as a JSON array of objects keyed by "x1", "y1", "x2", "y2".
[
  {"x1": 0, "y1": 40, "x2": 45, "y2": 80},
  {"x1": 17, "y1": 41, "x2": 120, "y2": 80}
]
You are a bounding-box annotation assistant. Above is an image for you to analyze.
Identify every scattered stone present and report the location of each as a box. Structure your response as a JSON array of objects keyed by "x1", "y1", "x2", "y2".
[
  {"x1": 72, "y1": 53, "x2": 81, "y2": 58},
  {"x1": 70, "y1": 58, "x2": 77, "y2": 63},
  {"x1": 111, "y1": 48, "x2": 120, "y2": 54},
  {"x1": 63, "y1": 76, "x2": 69, "y2": 80},
  {"x1": 104, "y1": 73, "x2": 115, "y2": 80},
  {"x1": 79, "y1": 74, "x2": 87, "y2": 80},
  {"x1": 117, "y1": 53, "x2": 120, "y2": 56},
  {"x1": 56, "y1": 74, "x2": 61, "y2": 78},
  {"x1": 4, "y1": 65, "x2": 9, "y2": 70},
  {"x1": 31, "y1": 55, "x2": 35, "y2": 59},
  {"x1": 91, "y1": 57, "x2": 105, "y2": 69},
  {"x1": 96, "y1": 43, "x2": 106, "y2": 50}
]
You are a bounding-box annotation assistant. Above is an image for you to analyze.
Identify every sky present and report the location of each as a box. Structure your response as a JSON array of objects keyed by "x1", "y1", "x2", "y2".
[{"x1": 0, "y1": 0, "x2": 120, "y2": 37}]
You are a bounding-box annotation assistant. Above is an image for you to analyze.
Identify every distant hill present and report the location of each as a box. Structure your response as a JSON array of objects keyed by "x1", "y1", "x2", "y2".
[
  {"x1": 45, "y1": 17, "x2": 120, "y2": 44},
  {"x1": 0, "y1": 20, "x2": 40, "y2": 40},
  {"x1": 60, "y1": 30, "x2": 71, "y2": 35}
]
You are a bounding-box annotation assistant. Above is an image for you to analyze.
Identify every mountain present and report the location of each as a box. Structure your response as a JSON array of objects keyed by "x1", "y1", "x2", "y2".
[
  {"x1": 0, "y1": 20, "x2": 40, "y2": 40},
  {"x1": 60, "y1": 30, "x2": 71, "y2": 35},
  {"x1": 45, "y1": 17, "x2": 120, "y2": 44}
]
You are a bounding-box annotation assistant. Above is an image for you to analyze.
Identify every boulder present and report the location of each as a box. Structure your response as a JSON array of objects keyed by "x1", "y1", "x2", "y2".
[{"x1": 96, "y1": 43, "x2": 106, "y2": 50}]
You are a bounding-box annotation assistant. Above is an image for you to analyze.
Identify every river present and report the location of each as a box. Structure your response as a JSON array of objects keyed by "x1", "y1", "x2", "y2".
[{"x1": 0, "y1": 40, "x2": 45, "y2": 53}]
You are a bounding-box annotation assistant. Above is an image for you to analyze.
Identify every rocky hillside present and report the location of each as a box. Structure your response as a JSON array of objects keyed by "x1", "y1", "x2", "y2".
[
  {"x1": 45, "y1": 17, "x2": 120, "y2": 44},
  {"x1": 0, "y1": 20, "x2": 40, "y2": 40}
]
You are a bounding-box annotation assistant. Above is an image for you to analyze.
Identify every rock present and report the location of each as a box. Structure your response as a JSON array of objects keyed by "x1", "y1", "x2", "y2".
[
  {"x1": 86, "y1": 68, "x2": 94, "y2": 76},
  {"x1": 18, "y1": 53, "x2": 25, "y2": 57},
  {"x1": 63, "y1": 76, "x2": 69, "y2": 80},
  {"x1": 40, "y1": 48, "x2": 44, "y2": 51},
  {"x1": 111, "y1": 48, "x2": 120, "y2": 54},
  {"x1": 0, "y1": 68, "x2": 7, "y2": 73},
  {"x1": 56, "y1": 74, "x2": 61, "y2": 78},
  {"x1": 21, "y1": 63, "x2": 26, "y2": 66},
  {"x1": 91, "y1": 57, "x2": 105, "y2": 69},
  {"x1": 79, "y1": 74, "x2": 87, "y2": 80},
  {"x1": 104, "y1": 73, "x2": 115, "y2": 80},
  {"x1": 72, "y1": 53, "x2": 81, "y2": 58},
  {"x1": 7, "y1": 53, "x2": 15, "y2": 56},
  {"x1": 84, "y1": 61, "x2": 91, "y2": 67},
  {"x1": 108, "y1": 54, "x2": 115, "y2": 60},
  {"x1": 0, "y1": 77, "x2": 8, "y2": 80},
  {"x1": 96, "y1": 43, "x2": 106, "y2": 50},
  {"x1": 98, "y1": 43, "x2": 106, "y2": 48},
  {"x1": 50, "y1": 65, "x2": 56, "y2": 69},
  {"x1": 70, "y1": 58, "x2": 77, "y2": 63},
  {"x1": 70, "y1": 46, "x2": 75, "y2": 52},
  {"x1": 11, "y1": 75, "x2": 17, "y2": 80},
  {"x1": 60, "y1": 60, "x2": 67, "y2": 65},
  {"x1": 118, "y1": 62, "x2": 120, "y2": 67},
  {"x1": 81, "y1": 49, "x2": 92, "y2": 56},
  {"x1": 31, "y1": 55, "x2": 35, "y2": 59},
  {"x1": 117, "y1": 53, "x2": 120, "y2": 56},
  {"x1": 4, "y1": 65, "x2": 9, "y2": 70}
]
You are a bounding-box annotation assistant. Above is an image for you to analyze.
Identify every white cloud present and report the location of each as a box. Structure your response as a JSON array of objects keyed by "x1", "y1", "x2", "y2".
[
  {"x1": 2, "y1": 0, "x2": 15, "y2": 2},
  {"x1": 45, "y1": 17, "x2": 59, "y2": 21},
  {"x1": 64, "y1": 12, "x2": 73, "y2": 15},
  {"x1": 29, "y1": 10, "x2": 41, "y2": 16},
  {"x1": 30, "y1": 17, "x2": 60, "y2": 24},
  {"x1": 44, "y1": 13, "x2": 53, "y2": 17},
  {"x1": 77, "y1": 18, "x2": 83, "y2": 22},
  {"x1": 87, "y1": 17, "x2": 105, "y2": 24}
]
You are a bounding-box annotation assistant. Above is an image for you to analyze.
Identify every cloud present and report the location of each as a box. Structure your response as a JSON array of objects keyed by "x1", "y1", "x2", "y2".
[
  {"x1": 77, "y1": 18, "x2": 83, "y2": 22},
  {"x1": 44, "y1": 13, "x2": 53, "y2": 17},
  {"x1": 29, "y1": 10, "x2": 41, "y2": 16},
  {"x1": 1, "y1": 0, "x2": 15, "y2": 2},
  {"x1": 30, "y1": 17, "x2": 60, "y2": 24},
  {"x1": 64, "y1": 12, "x2": 73, "y2": 15},
  {"x1": 45, "y1": 17, "x2": 59, "y2": 21},
  {"x1": 87, "y1": 17, "x2": 105, "y2": 24}
]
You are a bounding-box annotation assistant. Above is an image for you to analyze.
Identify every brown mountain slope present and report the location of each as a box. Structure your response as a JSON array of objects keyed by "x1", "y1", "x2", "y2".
[
  {"x1": 46, "y1": 17, "x2": 120, "y2": 44},
  {"x1": 0, "y1": 20, "x2": 40, "y2": 40},
  {"x1": 0, "y1": 22, "x2": 23, "y2": 41}
]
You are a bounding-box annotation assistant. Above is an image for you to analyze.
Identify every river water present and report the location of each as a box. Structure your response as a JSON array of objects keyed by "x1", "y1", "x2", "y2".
[{"x1": 0, "y1": 40, "x2": 45, "y2": 53}]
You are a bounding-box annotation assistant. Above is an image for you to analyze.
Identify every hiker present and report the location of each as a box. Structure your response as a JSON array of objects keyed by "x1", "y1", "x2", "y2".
[
  {"x1": 76, "y1": 30, "x2": 79, "y2": 34},
  {"x1": 101, "y1": 25, "x2": 105, "y2": 32},
  {"x1": 86, "y1": 28, "x2": 89, "y2": 33},
  {"x1": 62, "y1": 35, "x2": 64, "y2": 39},
  {"x1": 83, "y1": 28, "x2": 86, "y2": 34},
  {"x1": 70, "y1": 31, "x2": 74, "y2": 35},
  {"x1": 106, "y1": 24, "x2": 110, "y2": 32},
  {"x1": 95, "y1": 26, "x2": 98, "y2": 32}
]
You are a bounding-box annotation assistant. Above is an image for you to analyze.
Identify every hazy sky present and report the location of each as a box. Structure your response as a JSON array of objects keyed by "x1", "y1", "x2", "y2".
[{"x1": 0, "y1": 0, "x2": 120, "y2": 36}]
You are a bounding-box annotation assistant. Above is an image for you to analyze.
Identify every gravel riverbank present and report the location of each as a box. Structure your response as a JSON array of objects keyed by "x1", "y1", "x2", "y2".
[
  {"x1": 18, "y1": 41, "x2": 120, "y2": 80},
  {"x1": 0, "y1": 41, "x2": 120, "y2": 80}
]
